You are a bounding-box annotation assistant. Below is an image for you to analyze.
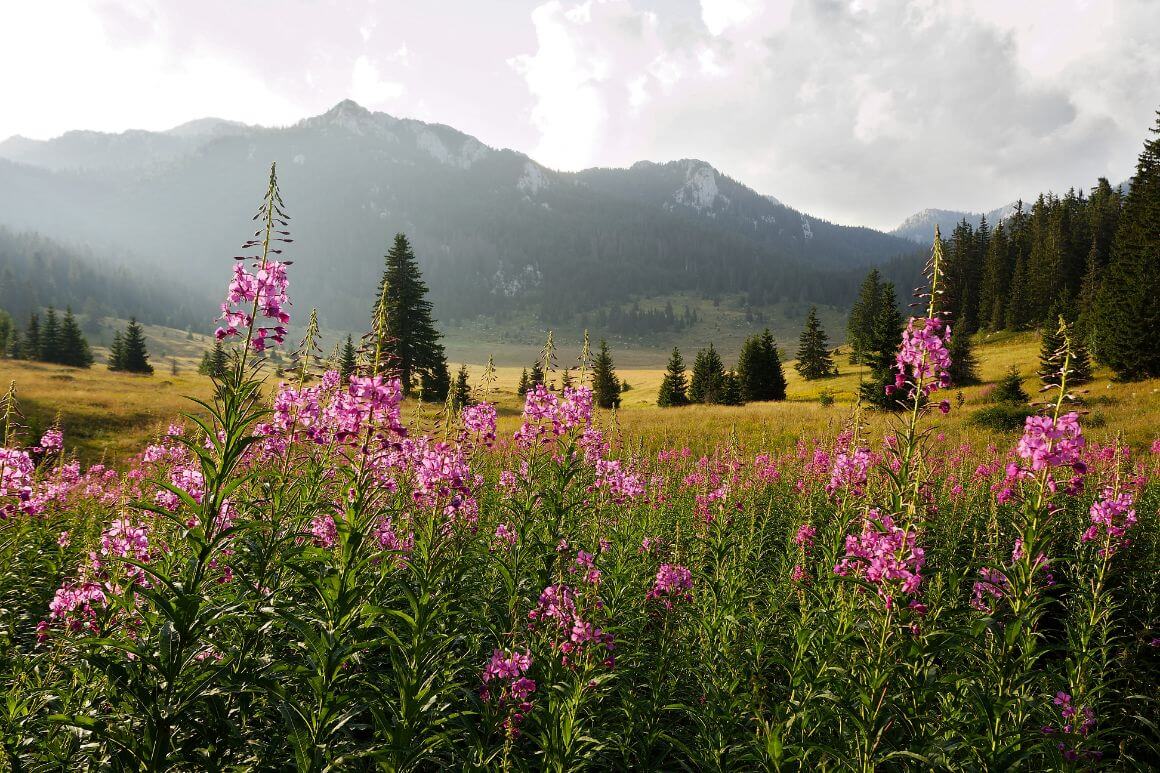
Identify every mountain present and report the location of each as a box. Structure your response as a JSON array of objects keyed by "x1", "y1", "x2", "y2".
[
  {"x1": 891, "y1": 179, "x2": 1134, "y2": 242},
  {"x1": 0, "y1": 100, "x2": 920, "y2": 333}
]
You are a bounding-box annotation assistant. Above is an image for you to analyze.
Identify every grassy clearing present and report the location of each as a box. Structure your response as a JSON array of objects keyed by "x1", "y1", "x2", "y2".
[{"x1": 4, "y1": 330, "x2": 1159, "y2": 464}]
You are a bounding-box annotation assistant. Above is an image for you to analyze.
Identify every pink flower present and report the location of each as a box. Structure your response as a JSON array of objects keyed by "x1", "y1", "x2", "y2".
[
  {"x1": 0, "y1": 447, "x2": 35, "y2": 518},
  {"x1": 216, "y1": 260, "x2": 291, "y2": 352},
  {"x1": 793, "y1": 523, "x2": 817, "y2": 548},
  {"x1": 826, "y1": 447, "x2": 872, "y2": 497},
  {"x1": 461, "y1": 402, "x2": 497, "y2": 444},
  {"x1": 894, "y1": 316, "x2": 952, "y2": 397},
  {"x1": 834, "y1": 510, "x2": 925, "y2": 608},
  {"x1": 39, "y1": 428, "x2": 63, "y2": 452},
  {"x1": 1082, "y1": 489, "x2": 1136, "y2": 553},
  {"x1": 647, "y1": 564, "x2": 693, "y2": 609},
  {"x1": 481, "y1": 648, "x2": 537, "y2": 737}
]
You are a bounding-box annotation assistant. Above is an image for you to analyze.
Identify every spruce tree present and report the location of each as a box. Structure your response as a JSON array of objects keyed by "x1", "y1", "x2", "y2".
[
  {"x1": 846, "y1": 269, "x2": 883, "y2": 364},
  {"x1": 0, "y1": 311, "x2": 12, "y2": 358},
  {"x1": 719, "y1": 371, "x2": 744, "y2": 406},
  {"x1": 210, "y1": 340, "x2": 228, "y2": 378},
  {"x1": 450, "y1": 364, "x2": 472, "y2": 411},
  {"x1": 656, "y1": 347, "x2": 689, "y2": 407},
  {"x1": 947, "y1": 330, "x2": 979, "y2": 386},
  {"x1": 737, "y1": 329, "x2": 787, "y2": 401},
  {"x1": 760, "y1": 329, "x2": 788, "y2": 401},
  {"x1": 419, "y1": 358, "x2": 450, "y2": 402},
  {"x1": 1040, "y1": 313, "x2": 1092, "y2": 386},
  {"x1": 517, "y1": 368, "x2": 530, "y2": 397},
  {"x1": 370, "y1": 233, "x2": 448, "y2": 394},
  {"x1": 1093, "y1": 111, "x2": 1160, "y2": 379},
  {"x1": 339, "y1": 334, "x2": 357, "y2": 381},
  {"x1": 22, "y1": 313, "x2": 40, "y2": 361},
  {"x1": 591, "y1": 339, "x2": 621, "y2": 409},
  {"x1": 121, "y1": 318, "x2": 153, "y2": 374},
  {"x1": 108, "y1": 330, "x2": 125, "y2": 371},
  {"x1": 859, "y1": 283, "x2": 904, "y2": 408},
  {"x1": 58, "y1": 308, "x2": 93, "y2": 368},
  {"x1": 993, "y1": 366, "x2": 1029, "y2": 404},
  {"x1": 689, "y1": 344, "x2": 725, "y2": 404},
  {"x1": 529, "y1": 360, "x2": 545, "y2": 389},
  {"x1": 794, "y1": 306, "x2": 837, "y2": 380},
  {"x1": 560, "y1": 368, "x2": 575, "y2": 390},
  {"x1": 40, "y1": 307, "x2": 61, "y2": 363}
]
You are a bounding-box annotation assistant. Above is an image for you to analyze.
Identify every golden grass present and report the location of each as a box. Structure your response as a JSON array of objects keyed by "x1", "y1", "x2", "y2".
[{"x1": 4, "y1": 331, "x2": 1158, "y2": 465}]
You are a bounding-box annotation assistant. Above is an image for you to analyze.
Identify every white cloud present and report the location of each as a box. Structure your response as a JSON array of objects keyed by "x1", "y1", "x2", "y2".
[
  {"x1": 699, "y1": 0, "x2": 761, "y2": 36},
  {"x1": 350, "y1": 55, "x2": 406, "y2": 106}
]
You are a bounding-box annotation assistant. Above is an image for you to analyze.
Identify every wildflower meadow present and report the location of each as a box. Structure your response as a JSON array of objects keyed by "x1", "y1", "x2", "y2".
[{"x1": 2, "y1": 168, "x2": 1158, "y2": 771}]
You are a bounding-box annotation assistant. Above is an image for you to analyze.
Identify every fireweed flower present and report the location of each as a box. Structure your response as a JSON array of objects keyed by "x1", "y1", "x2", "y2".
[
  {"x1": 1082, "y1": 488, "x2": 1137, "y2": 554},
  {"x1": 646, "y1": 564, "x2": 693, "y2": 609},
  {"x1": 1044, "y1": 692, "x2": 1099, "y2": 762},
  {"x1": 0, "y1": 447, "x2": 35, "y2": 518},
  {"x1": 480, "y1": 648, "x2": 536, "y2": 737},
  {"x1": 826, "y1": 446, "x2": 872, "y2": 497},
  {"x1": 889, "y1": 316, "x2": 952, "y2": 398},
  {"x1": 461, "y1": 402, "x2": 497, "y2": 445},
  {"x1": 970, "y1": 567, "x2": 1009, "y2": 613},
  {"x1": 834, "y1": 510, "x2": 926, "y2": 609},
  {"x1": 215, "y1": 260, "x2": 291, "y2": 352},
  {"x1": 39, "y1": 428, "x2": 63, "y2": 452}
]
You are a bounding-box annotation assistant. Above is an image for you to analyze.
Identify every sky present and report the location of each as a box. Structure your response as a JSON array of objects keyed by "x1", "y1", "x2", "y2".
[{"x1": 1, "y1": 0, "x2": 1156, "y2": 230}]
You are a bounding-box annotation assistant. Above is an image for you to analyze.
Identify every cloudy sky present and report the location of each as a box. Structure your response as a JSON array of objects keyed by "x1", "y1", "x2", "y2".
[{"x1": 2, "y1": 0, "x2": 1156, "y2": 230}]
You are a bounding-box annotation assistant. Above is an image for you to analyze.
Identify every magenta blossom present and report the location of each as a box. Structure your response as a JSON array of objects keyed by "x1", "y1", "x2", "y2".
[{"x1": 835, "y1": 510, "x2": 926, "y2": 608}]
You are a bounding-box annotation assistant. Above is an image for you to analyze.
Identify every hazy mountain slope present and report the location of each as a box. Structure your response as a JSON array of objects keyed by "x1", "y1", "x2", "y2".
[{"x1": 0, "y1": 100, "x2": 919, "y2": 332}]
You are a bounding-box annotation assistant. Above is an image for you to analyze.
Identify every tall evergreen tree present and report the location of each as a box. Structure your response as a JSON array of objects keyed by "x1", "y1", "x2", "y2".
[
  {"x1": 22, "y1": 313, "x2": 40, "y2": 361},
  {"x1": 517, "y1": 368, "x2": 530, "y2": 397},
  {"x1": 370, "y1": 233, "x2": 448, "y2": 395},
  {"x1": 689, "y1": 344, "x2": 726, "y2": 404},
  {"x1": 339, "y1": 334, "x2": 358, "y2": 381},
  {"x1": 947, "y1": 330, "x2": 979, "y2": 386},
  {"x1": 529, "y1": 360, "x2": 545, "y2": 389},
  {"x1": 120, "y1": 318, "x2": 153, "y2": 374},
  {"x1": 1093, "y1": 111, "x2": 1160, "y2": 379},
  {"x1": 656, "y1": 347, "x2": 689, "y2": 407},
  {"x1": 591, "y1": 340, "x2": 621, "y2": 409},
  {"x1": 719, "y1": 371, "x2": 744, "y2": 406},
  {"x1": 108, "y1": 330, "x2": 125, "y2": 371},
  {"x1": 1040, "y1": 311, "x2": 1092, "y2": 386},
  {"x1": 859, "y1": 283, "x2": 904, "y2": 408},
  {"x1": 58, "y1": 308, "x2": 93, "y2": 368},
  {"x1": 794, "y1": 307, "x2": 837, "y2": 380},
  {"x1": 737, "y1": 329, "x2": 787, "y2": 401},
  {"x1": 846, "y1": 269, "x2": 883, "y2": 364},
  {"x1": 0, "y1": 310, "x2": 12, "y2": 358},
  {"x1": 450, "y1": 364, "x2": 472, "y2": 411},
  {"x1": 40, "y1": 307, "x2": 61, "y2": 363}
]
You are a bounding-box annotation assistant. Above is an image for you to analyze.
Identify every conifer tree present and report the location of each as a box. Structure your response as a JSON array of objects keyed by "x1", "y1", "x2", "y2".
[
  {"x1": 58, "y1": 308, "x2": 93, "y2": 368},
  {"x1": 450, "y1": 364, "x2": 472, "y2": 411},
  {"x1": 517, "y1": 368, "x2": 530, "y2": 397},
  {"x1": 993, "y1": 366, "x2": 1029, "y2": 404},
  {"x1": 419, "y1": 358, "x2": 450, "y2": 402},
  {"x1": 1040, "y1": 313, "x2": 1092, "y2": 386},
  {"x1": 719, "y1": 371, "x2": 744, "y2": 406},
  {"x1": 40, "y1": 307, "x2": 61, "y2": 363},
  {"x1": 120, "y1": 318, "x2": 153, "y2": 374},
  {"x1": 560, "y1": 367, "x2": 575, "y2": 390},
  {"x1": 946, "y1": 330, "x2": 979, "y2": 386},
  {"x1": 108, "y1": 330, "x2": 125, "y2": 371},
  {"x1": 529, "y1": 360, "x2": 545, "y2": 389},
  {"x1": 370, "y1": 233, "x2": 448, "y2": 395},
  {"x1": 846, "y1": 269, "x2": 883, "y2": 364},
  {"x1": 859, "y1": 283, "x2": 904, "y2": 408},
  {"x1": 689, "y1": 344, "x2": 726, "y2": 404},
  {"x1": 656, "y1": 347, "x2": 689, "y2": 407},
  {"x1": 0, "y1": 311, "x2": 12, "y2": 358},
  {"x1": 22, "y1": 313, "x2": 40, "y2": 361},
  {"x1": 794, "y1": 306, "x2": 837, "y2": 380},
  {"x1": 1093, "y1": 111, "x2": 1160, "y2": 379},
  {"x1": 737, "y1": 329, "x2": 787, "y2": 401},
  {"x1": 591, "y1": 339, "x2": 621, "y2": 409},
  {"x1": 339, "y1": 334, "x2": 357, "y2": 381},
  {"x1": 760, "y1": 329, "x2": 788, "y2": 401}
]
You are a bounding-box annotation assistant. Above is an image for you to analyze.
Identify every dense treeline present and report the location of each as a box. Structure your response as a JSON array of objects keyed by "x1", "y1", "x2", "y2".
[
  {"x1": 0, "y1": 228, "x2": 204, "y2": 330},
  {"x1": 4, "y1": 306, "x2": 93, "y2": 367}
]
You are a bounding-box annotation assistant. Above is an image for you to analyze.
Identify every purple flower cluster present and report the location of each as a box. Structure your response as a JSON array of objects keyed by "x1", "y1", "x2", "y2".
[
  {"x1": 38, "y1": 428, "x2": 63, "y2": 453},
  {"x1": 1016, "y1": 413, "x2": 1085, "y2": 472},
  {"x1": 480, "y1": 648, "x2": 536, "y2": 737},
  {"x1": 514, "y1": 385, "x2": 594, "y2": 446},
  {"x1": 834, "y1": 510, "x2": 926, "y2": 608},
  {"x1": 646, "y1": 564, "x2": 693, "y2": 609},
  {"x1": 1043, "y1": 692, "x2": 1099, "y2": 762},
  {"x1": 1082, "y1": 488, "x2": 1137, "y2": 553},
  {"x1": 889, "y1": 317, "x2": 952, "y2": 398},
  {"x1": 970, "y1": 567, "x2": 1009, "y2": 613},
  {"x1": 0, "y1": 447, "x2": 35, "y2": 518},
  {"x1": 461, "y1": 402, "x2": 497, "y2": 445},
  {"x1": 826, "y1": 446, "x2": 872, "y2": 497},
  {"x1": 594, "y1": 459, "x2": 645, "y2": 502},
  {"x1": 528, "y1": 583, "x2": 615, "y2": 668},
  {"x1": 216, "y1": 261, "x2": 291, "y2": 352}
]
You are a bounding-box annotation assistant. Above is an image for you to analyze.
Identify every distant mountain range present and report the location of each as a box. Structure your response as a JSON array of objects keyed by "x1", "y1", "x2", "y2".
[{"x1": 0, "y1": 100, "x2": 928, "y2": 334}]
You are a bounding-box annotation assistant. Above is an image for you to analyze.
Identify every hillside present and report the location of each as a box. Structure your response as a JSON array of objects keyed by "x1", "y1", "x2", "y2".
[{"x1": 0, "y1": 100, "x2": 920, "y2": 336}]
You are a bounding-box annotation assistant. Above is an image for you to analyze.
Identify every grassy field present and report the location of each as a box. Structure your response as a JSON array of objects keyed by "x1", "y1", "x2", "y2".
[{"x1": 4, "y1": 329, "x2": 1159, "y2": 463}]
